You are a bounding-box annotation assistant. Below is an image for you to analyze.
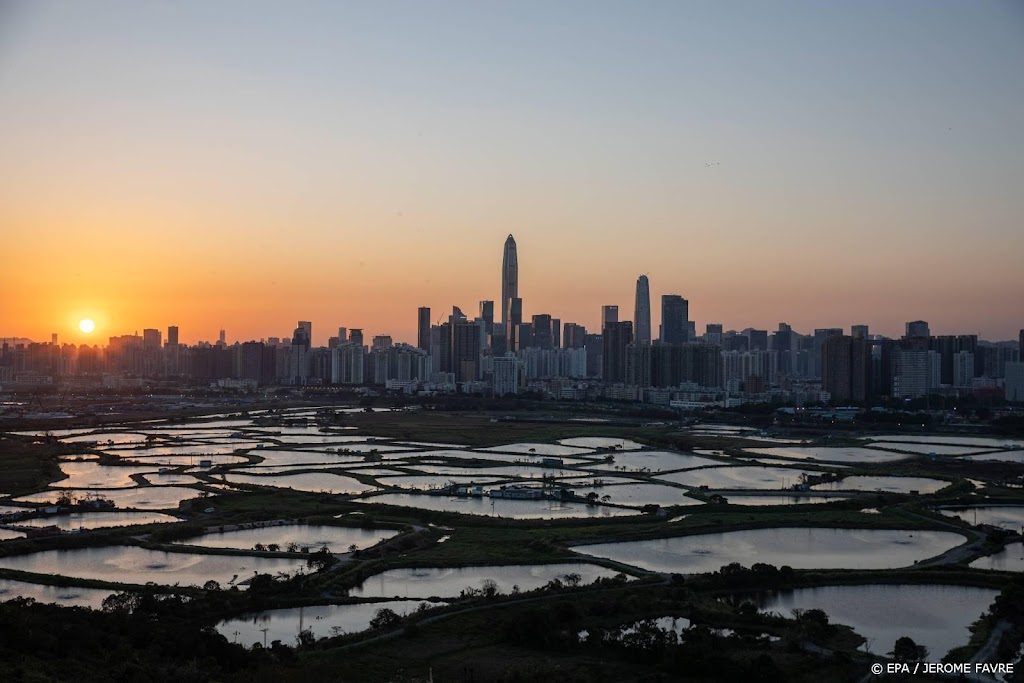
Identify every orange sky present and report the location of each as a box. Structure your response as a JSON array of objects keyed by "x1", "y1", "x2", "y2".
[{"x1": 2, "y1": 2, "x2": 1023, "y2": 345}]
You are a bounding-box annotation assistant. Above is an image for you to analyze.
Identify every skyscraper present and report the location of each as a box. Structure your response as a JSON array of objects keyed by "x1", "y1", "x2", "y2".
[
  {"x1": 506, "y1": 297, "x2": 523, "y2": 350},
  {"x1": 501, "y1": 234, "x2": 518, "y2": 327},
  {"x1": 660, "y1": 295, "x2": 688, "y2": 344},
  {"x1": 905, "y1": 320, "x2": 930, "y2": 338},
  {"x1": 602, "y1": 321, "x2": 633, "y2": 383},
  {"x1": 478, "y1": 301, "x2": 494, "y2": 335},
  {"x1": 634, "y1": 275, "x2": 651, "y2": 344},
  {"x1": 601, "y1": 305, "x2": 619, "y2": 327},
  {"x1": 167, "y1": 326, "x2": 179, "y2": 346},
  {"x1": 417, "y1": 307, "x2": 431, "y2": 350}
]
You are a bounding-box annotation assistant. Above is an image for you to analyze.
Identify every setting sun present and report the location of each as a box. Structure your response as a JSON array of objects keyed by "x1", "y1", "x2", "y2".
[{"x1": 79, "y1": 319, "x2": 96, "y2": 334}]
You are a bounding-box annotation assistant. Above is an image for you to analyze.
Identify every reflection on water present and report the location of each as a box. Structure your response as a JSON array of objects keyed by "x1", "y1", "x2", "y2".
[
  {"x1": 751, "y1": 584, "x2": 998, "y2": 659},
  {"x1": 0, "y1": 546, "x2": 309, "y2": 587},
  {"x1": 353, "y1": 493, "x2": 639, "y2": 519},
  {"x1": 217, "y1": 599, "x2": 438, "y2": 646},
  {"x1": 350, "y1": 563, "x2": 623, "y2": 599},
  {"x1": 176, "y1": 524, "x2": 398, "y2": 552},
  {"x1": 970, "y1": 542, "x2": 1024, "y2": 572},
  {"x1": 573, "y1": 528, "x2": 965, "y2": 573},
  {"x1": 0, "y1": 578, "x2": 114, "y2": 609}
]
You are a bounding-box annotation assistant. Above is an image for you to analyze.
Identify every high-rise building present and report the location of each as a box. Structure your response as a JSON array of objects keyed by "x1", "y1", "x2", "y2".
[
  {"x1": 218, "y1": 329, "x2": 226, "y2": 346},
  {"x1": 601, "y1": 305, "x2": 619, "y2": 327},
  {"x1": 337, "y1": 327, "x2": 348, "y2": 343},
  {"x1": 602, "y1": 321, "x2": 633, "y2": 383},
  {"x1": 372, "y1": 335, "x2": 393, "y2": 351},
  {"x1": 167, "y1": 326, "x2": 179, "y2": 346},
  {"x1": 705, "y1": 324, "x2": 723, "y2": 346},
  {"x1": 1019, "y1": 329, "x2": 1023, "y2": 361},
  {"x1": 531, "y1": 314, "x2": 553, "y2": 349},
  {"x1": 930, "y1": 335, "x2": 978, "y2": 385},
  {"x1": 452, "y1": 320, "x2": 482, "y2": 382},
  {"x1": 506, "y1": 297, "x2": 523, "y2": 350},
  {"x1": 350, "y1": 329, "x2": 364, "y2": 348},
  {"x1": 746, "y1": 329, "x2": 768, "y2": 351},
  {"x1": 774, "y1": 323, "x2": 793, "y2": 375},
  {"x1": 417, "y1": 307, "x2": 431, "y2": 351},
  {"x1": 478, "y1": 301, "x2": 494, "y2": 335},
  {"x1": 142, "y1": 329, "x2": 161, "y2": 349},
  {"x1": 1006, "y1": 362, "x2": 1024, "y2": 402},
  {"x1": 905, "y1": 320, "x2": 930, "y2": 338},
  {"x1": 812, "y1": 328, "x2": 844, "y2": 379},
  {"x1": 660, "y1": 295, "x2": 688, "y2": 344},
  {"x1": 953, "y1": 351, "x2": 975, "y2": 387},
  {"x1": 563, "y1": 323, "x2": 587, "y2": 349},
  {"x1": 851, "y1": 325, "x2": 869, "y2": 339},
  {"x1": 501, "y1": 235, "x2": 518, "y2": 327},
  {"x1": 822, "y1": 335, "x2": 868, "y2": 403},
  {"x1": 492, "y1": 355, "x2": 522, "y2": 396},
  {"x1": 634, "y1": 275, "x2": 651, "y2": 344},
  {"x1": 551, "y1": 318, "x2": 561, "y2": 349}
]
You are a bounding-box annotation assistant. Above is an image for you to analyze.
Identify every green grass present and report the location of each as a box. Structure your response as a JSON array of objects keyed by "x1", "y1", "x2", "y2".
[{"x1": 0, "y1": 436, "x2": 66, "y2": 494}]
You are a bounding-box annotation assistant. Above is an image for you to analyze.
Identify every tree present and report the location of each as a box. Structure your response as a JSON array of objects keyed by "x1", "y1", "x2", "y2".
[
  {"x1": 890, "y1": 636, "x2": 928, "y2": 662},
  {"x1": 369, "y1": 608, "x2": 402, "y2": 630},
  {"x1": 295, "y1": 628, "x2": 316, "y2": 648}
]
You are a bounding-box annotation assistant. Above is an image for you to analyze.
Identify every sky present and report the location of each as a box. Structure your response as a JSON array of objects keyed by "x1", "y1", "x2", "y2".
[{"x1": 1, "y1": 0, "x2": 1022, "y2": 346}]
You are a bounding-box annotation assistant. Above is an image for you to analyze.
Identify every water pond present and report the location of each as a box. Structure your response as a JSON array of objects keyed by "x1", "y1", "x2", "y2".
[
  {"x1": 960, "y1": 451, "x2": 1024, "y2": 464},
  {"x1": 13, "y1": 486, "x2": 205, "y2": 510},
  {"x1": 590, "y1": 451, "x2": 725, "y2": 473},
  {"x1": 0, "y1": 578, "x2": 114, "y2": 609},
  {"x1": 657, "y1": 466, "x2": 819, "y2": 490},
  {"x1": 175, "y1": 524, "x2": 398, "y2": 552},
  {"x1": 217, "y1": 599, "x2": 438, "y2": 647},
  {"x1": 14, "y1": 511, "x2": 179, "y2": 530},
  {"x1": 713, "y1": 494, "x2": 850, "y2": 506},
  {"x1": 558, "y1": 437, "x2": 645, "y2": 450},
  {"x1": 817, "y1": 476, "x2": 949, "y2": 494},
  {"x1": 52, "y1": 462, "x2": 161, "y2": 489},
  {"x1": 478, "y1": 443, "x2": 595, "y2": 456},
  {"x1": 349, "y1": 563, "x2": 624, "y2": 599},
  {"x1": 743, "y1": 447, "x2": 912, "y2": 464},
  {"x1": 353, "y1": 493, "x2": 639, "y2": 519},
  {"x1": 751, "y1": 584, "x2": 998, "y2": 659},
  {"x1": 939, "y1": 506, "x2": 1024, "y2": 531},
  {"x1": 572, "y1": 528, "x2": 966, "y2": 573},
  {"x1": 221, "y1": 473, "x2": 377, "y2": 495},
  {"x1": 865, "y1": 435, "x2": 1024, "y2": 449},
  {"x1": 0, "y1": 546, "x2": 309, "y2": 587},
  {"x1": 970, "y1": 542, "x2": 1024, "y2": 572}
]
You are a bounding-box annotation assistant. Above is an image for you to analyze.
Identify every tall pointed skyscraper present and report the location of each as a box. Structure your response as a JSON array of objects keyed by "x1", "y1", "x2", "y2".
[
  {"x1": 634, "y1": 275, "x2": 651, "y2": 344},
  {"x1": 501, "y1": 234, "x2": 518, "y2": 326}
]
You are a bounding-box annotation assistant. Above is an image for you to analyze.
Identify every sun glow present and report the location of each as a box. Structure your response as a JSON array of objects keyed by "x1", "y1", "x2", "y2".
[{"x1": 79, "y1": 319, "x2": 96, "y2": 334}]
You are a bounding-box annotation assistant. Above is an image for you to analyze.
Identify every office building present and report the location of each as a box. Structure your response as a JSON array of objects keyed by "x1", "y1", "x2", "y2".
[
  {"x1": 660, "y1": 295, "x2": 688, "y2": 344},
  {"x1": 501, "y1": 234, "x2": 518, "y2": 327},
  {"x1": 905, "y1": 320, "x2": 930, "y2": 338},
  {"x1": 602, "y1": 321, "x2": 633, "y2": 383},
  {"x1": 601, "y1": 305, "x2": 619, "y2": 327},
  {"x1": 479, "y1": 301, "x2": 494, "y2": 335},
  {"x1": 634, "y1": 275, "x2": 651, "y2": 344},
  {"x1": 417, "y1": 307, "x2": 431, "y2": 350}
]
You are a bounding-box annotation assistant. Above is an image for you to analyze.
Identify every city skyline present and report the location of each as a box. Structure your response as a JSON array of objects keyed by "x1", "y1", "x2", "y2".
[
  {"x1": 3, "y1": 228, "x2": 1024, "y2": 347},
  {"x1": 3, "y1": 2, "x2": 1023, "y2": 344}
]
